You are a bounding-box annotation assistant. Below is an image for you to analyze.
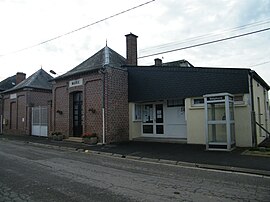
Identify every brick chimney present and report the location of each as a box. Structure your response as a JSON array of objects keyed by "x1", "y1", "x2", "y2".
[
  {"x1": 125, "y1": 33, "x2": 138, "y2": 66},
  {"x1": 154, "y1": 58, "x2": 162, "y2": 66},
  {"x1": 16, "y1": 72, "x2": 26, "y2": 85}
]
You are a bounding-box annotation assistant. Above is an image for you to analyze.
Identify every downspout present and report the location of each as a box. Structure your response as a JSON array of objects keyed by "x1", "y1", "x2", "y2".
[
  {"x1": 249, "y1": 70, "x2": 257, "y2": 147},
  {"x1": 99, "y1": 67, "x2": 106, "y2": 145}
]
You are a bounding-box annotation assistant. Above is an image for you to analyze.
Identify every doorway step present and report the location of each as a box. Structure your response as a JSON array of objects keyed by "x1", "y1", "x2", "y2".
[{"x1": 64, "y1": 137, "x2": 83, "y2": 143}]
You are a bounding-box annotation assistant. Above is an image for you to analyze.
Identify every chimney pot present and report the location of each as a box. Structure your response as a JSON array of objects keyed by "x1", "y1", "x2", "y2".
[
  {"x1": 16, "y1": 72, "x2": 26, "y2": 85},
  {"x1": 154, "y1": 58, "x2": 162, "y2": 66},
  {"x1": 125, "y1": 33, "x2": 138, "y2": 66}
]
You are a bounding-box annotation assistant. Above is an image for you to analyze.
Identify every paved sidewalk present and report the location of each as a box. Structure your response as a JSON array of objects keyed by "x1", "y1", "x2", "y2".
[{"x1": 1, "y1": 134, "x2": 270, "y2": 176}]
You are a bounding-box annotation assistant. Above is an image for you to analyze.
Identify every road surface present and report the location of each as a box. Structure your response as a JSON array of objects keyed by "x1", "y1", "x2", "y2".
[{"x1": 0, "y1": 139, "x2": 269, "y2": 201}]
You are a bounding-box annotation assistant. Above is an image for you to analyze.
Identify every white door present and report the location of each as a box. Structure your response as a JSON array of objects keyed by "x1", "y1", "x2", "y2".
[
  {"x1": 164, "y1": 106, "x2": 187, "y2": 138},
  {"x1": 32, "y1": 106, "x2": 48, "y2": 137}
]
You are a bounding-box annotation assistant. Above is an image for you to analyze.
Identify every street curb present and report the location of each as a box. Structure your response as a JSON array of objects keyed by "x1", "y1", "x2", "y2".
[
  {"x1": 159, "y1": 159, "x2": 177, "y2": 165},
  {"x1": 126, "y1": 155, "x2": 142, "y2": 160},
  {"x1": 194, "y1": 163, "x2": 270, "y2": 177},
  {"x1": 25, "y1": 141, "x2": 270, "y2": 177},
  {"x1": 140, "y1": 157, "x2": 159, "y2": 162}
]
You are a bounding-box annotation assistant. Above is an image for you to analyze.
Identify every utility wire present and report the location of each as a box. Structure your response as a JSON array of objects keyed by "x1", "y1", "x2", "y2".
[
  {"x1": 250, "y1": 60, "x2": 270, "y2": 67},
  {"x1": 138, "y1": 27, "x2": 270, "y2": 59},
  {"x1": 0, "y1": 0, "x2": 155, "y2": 57},
  {"x1": 140, "y1": 17, "x2": 270, "y2": 53}
]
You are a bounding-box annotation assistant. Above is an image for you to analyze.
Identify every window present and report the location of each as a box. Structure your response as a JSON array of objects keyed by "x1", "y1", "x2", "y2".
[
  {"x1": 234, "y1": 95, "x2": 244, "y2": 105},
  {"x1": 134, "y1": 104, "x2": 142, "y2": 121},
  {"x1": 167, "y1": 99, "x2": 184, "y2": 107},
  {"x1": 192, "y1": 98, "x2": 204, "y2": 106}
]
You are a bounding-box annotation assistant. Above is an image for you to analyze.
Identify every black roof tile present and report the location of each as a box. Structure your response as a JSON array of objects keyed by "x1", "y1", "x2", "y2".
[
  {"x1": 54, "y1": 46, "x2": 126, "y2": 80},
  {"x1": 0, "y1": 75, "x2": 16, "y2": 91},
  {"x1": 127, "y1": 66, "x2": 252, "y2": 102},
  {"x1": 3, "y1": 69, "x2": 53, "y2": 93}
]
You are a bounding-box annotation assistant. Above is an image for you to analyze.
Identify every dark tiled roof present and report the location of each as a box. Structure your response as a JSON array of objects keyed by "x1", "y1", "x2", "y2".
[
  {"x1": 0, "y1": 75, "x2": 16, "y2": 91},
  {"x1": 127, "y1": 66, "x2": 252, "y2": 102},
  {"x1": 3, "y1": 69, "x2": 53, "y2": 93},
  {"x1": 54, "y1": 46, "x2": 126, "y2": 80}
]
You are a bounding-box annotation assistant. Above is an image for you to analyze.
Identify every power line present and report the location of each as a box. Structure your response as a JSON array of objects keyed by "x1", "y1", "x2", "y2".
[
  {"x1": 138, "y1": 27, "x2": 270, "y2": 59},
  {"x1": 250, "y1": 60, "x2": 270, "y2": 67},
  {"x1": 0, "y1": 0, "x2": 155, "y2": 57},
  {"x1": 140, "y1": 17, "x2": 270, "y2": 53}
]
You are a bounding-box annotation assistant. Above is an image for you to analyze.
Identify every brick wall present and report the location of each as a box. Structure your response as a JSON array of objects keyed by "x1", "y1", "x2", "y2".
[
  {"x1": 84, "y1": 77, "x2": 103, "y2": 141},
  {"x1": 52, "y1": 73, "x2": 103, "y2": 139},
  {"x1": 2, "y1": 89, "x2": 51, "y2": 135},
  {"x1": 52, "y1": 80, "x2": 70, "y2": 137},
  {"x1": 3, "y1": 92, "x2": 26, "y2": 135},
  {"x1": 52, "y1": 68, "x2": 129, "y2": 144},
  {"x1": 105, "y1": 67, "x2": 129, "y2": 143}
]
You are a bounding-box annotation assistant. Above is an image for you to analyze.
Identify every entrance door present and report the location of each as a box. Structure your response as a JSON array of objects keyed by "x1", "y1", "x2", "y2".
[
  {"x1": 73, "y1": 92, "x2": 83, "y2": 137},
  {"x1": 142, "y1": 104, "x2": 164, "y2": 136}
]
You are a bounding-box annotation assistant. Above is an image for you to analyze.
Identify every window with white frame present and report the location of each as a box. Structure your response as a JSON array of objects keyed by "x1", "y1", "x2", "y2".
[
  {"x1": 192, "y1": 98, "x2": 204, "y2": 106},
  {"x1": 192, "y1": 95, "x2": 245, "y2": 107},
  {"x1": 234, "y1": 94, "x2": 244, "y2": 105},
  {"x1": 134, "y1": 104, "x2": 142, "y2": 121}
]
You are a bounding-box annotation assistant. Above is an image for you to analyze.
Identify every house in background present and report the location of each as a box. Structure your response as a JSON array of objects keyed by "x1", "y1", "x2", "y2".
[
  {"x1": 0, "y1": 72, "x2": 26, "y2": 134},
  {"x1": 1, "y1": 69, "x2": 53, "y2": 136}
]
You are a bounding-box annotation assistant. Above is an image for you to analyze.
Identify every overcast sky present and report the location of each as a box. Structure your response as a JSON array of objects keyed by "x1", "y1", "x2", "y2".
[{"x1": 0, "y1": 0, "x2": 270, "y2": 84}]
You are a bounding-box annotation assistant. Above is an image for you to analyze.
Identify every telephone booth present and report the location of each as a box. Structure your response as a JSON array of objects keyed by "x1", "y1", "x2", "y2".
[{"x1": 204, "y1": 93, "x2": 235, "y2": 151}]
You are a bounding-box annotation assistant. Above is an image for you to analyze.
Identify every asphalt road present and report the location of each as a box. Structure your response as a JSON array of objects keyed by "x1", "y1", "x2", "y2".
[{"x1": 0, "y1": 139, "x2": 269, "y2": 202}]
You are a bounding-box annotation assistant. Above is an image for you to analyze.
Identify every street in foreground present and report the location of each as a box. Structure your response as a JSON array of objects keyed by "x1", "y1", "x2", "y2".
[{"x1": 0, "y1": 139, "x2": 269, "y2": 202}]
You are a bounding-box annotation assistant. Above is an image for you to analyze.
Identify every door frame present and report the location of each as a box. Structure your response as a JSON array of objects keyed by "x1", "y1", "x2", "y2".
[
  {"x1": 141, "y1": 102, "x2": 165, "y2": 137},
  {"x1": 32, "y1": 106, "x2": 48, "y2": 137},
  {"x1": 72, "y1": 91, "x2": 83, "y2": 137}
]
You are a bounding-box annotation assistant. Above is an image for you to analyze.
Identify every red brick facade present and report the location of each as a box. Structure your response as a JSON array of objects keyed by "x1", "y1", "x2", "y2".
[
  {"x1": 2, "y1": 89, "x2": 51, "y2": 135},
  {"x1": 52, "y1": 67, "x2": 129, "y2": 143}
]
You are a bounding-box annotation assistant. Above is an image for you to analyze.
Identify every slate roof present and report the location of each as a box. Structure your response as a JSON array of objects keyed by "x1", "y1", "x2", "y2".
[
  {"x1": 3, "y1": 69, "x2": 53, "y2": 93},
  {"x1": 0, "y1": 75, "x2": 16, "y2": 91},
  {"x1": 127, "y1": 66, "x2": 254, "y2": 102},
  {"x1": 54, "y1": 46, "x2": 126, "y2": 80}
]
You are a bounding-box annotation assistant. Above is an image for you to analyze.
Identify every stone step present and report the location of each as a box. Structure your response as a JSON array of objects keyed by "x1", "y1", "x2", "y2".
[{"x1": 64, "y1": 137, "x2": 83, "y2": 143}]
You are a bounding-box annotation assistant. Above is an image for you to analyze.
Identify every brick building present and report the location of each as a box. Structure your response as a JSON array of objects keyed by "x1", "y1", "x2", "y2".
[
  {"x1": 51, "y1": 34, "x2": 137, "y2": 143},
  {"x1": 0, "y1": 72, "x2": 26, "y2": 133},
  {"x1": 1, "y1": 69, "x2": 52, "y2": 136}
]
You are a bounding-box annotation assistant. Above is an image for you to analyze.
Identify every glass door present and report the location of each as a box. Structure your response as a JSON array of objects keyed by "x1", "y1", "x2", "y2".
[
  {"x1": 155, "y1": 104, "x2": 164, "y2": 134},
  {"x1": 73, "y1": 92, "x2": 83, "y2": 137},
  {"x1": 142, "y1": 104, "x2": 164, "y2": 136}
]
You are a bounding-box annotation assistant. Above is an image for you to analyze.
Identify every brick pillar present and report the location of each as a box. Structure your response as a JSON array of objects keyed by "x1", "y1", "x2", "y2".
[{"x1": 125, "y1": 33, "x2": 138, "y2": 66}]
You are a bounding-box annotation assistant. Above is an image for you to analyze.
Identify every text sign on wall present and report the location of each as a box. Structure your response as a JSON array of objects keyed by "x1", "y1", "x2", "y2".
[
  {"x1": 207, "y1": 96, "x2": 225, "y2": 101},
  {"x1": 10, "y1": 93, "x2": 17, "y2": 99},
  {"x1": 69, "y1": 78, "x2": 83, "y2": 88}
]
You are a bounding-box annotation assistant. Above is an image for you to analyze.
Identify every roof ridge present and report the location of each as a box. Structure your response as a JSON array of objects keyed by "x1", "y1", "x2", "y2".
[
  {"x1": 54, "y1": 46, "x2": 126, "y2": 80},
  {"x1": 2, "y1": 69, "x2": 53, "y2": 93}
]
